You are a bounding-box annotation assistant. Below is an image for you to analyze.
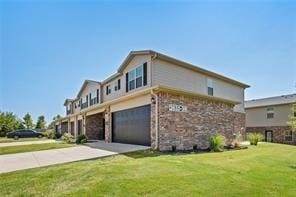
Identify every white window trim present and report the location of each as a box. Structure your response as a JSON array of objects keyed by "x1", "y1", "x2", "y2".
[
  {"x1": 127, "y1": 64, "x2": 143, "y2": 91},
  {"x1": 284, "y1": 131, "x2": 293, "y2": 141}
]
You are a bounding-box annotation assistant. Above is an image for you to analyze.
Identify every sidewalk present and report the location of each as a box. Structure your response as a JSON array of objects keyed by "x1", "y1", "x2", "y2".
[{"x1": 0, "y1": 139, "x2": 59, "y2": 147}]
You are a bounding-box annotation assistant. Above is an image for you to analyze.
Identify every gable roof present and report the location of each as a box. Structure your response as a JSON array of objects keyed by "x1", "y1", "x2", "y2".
[
  {"x1": 245, "y1": 94, "x2": 296, "y2": 109},
  {"x1": 63, "y1": 99, "x2": 74, "y2": 106},
  {"x1": 76, "y1": 80, "x2": 100, "y2": 98},
  {"x1": 116, "y1": 50, "x2": 250, "y2": 88}
]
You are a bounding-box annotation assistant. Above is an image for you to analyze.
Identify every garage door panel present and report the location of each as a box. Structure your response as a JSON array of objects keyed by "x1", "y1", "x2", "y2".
[{"x1": 112, "y1": 105, "x2": 150, "y2": 146}]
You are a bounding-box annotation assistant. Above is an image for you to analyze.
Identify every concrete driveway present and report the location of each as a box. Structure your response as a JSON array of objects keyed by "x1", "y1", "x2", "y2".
[{"x1": 0, "y1": 142, "x2": 149, "y2": 174}]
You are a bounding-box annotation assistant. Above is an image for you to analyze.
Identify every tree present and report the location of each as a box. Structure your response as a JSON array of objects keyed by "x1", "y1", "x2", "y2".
[
  {"x1": 288, "y1": 104, "x2": 296, "y2": 132},
  {"x1": 23, "y1": 113, "x2": 35, "y2": 129},
  {"x1": 0, "y1": 111, "x2": 22, "y2": 137},
  {"x1": 47, "y1": 114, "x2": 61, "y2": 129},
  {"x1": 35, "y1": 115, "x2": 46, "y2": 129}
]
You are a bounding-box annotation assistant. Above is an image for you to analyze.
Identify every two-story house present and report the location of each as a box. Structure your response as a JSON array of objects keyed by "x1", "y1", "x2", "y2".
[
  {"x1": 245, "y1": 94, "x2": 296, "y2": 145},
  {"x1": 55, "y1": 50, "x2": 249, "y2": 151}
]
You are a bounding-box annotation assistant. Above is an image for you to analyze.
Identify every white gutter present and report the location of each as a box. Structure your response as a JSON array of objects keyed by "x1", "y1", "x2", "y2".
[{"x1": 151, "y1": 89, "x2": 159, "y2": 150}]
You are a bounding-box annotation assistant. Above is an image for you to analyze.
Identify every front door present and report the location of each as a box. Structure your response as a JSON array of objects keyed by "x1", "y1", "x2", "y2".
[
  {"x1": 70, "y1": 122, "x2": 74, "y2": 136},
  {"x1": 265, "y1": 130, "x2": 273, "y2": 142}
]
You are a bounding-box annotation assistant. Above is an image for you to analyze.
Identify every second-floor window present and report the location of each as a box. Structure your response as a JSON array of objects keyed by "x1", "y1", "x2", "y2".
[
  {"x1": 125, "y1": 62, "x2": 147, "y2": 93},
  {"x1": 207, "y1": 78, "x2": 214, "y2": 96},
  {"x1": 115, "y1": 79, "x2": 121, "y2": 91},
  {"x1": 106, "y1": 85, "x2": 111, "y2": 95},
  {"x1": 81, "y1": 95, "x2": 88, "y2": 109},
  {"x1": 66, "y1": 104, "x2": 72, "y2": 114},
  {"x1": 267, "y1": 108, "x2": 274, "y2": 119},
  {"x1": 128, "y1": 65, "x2": 143, "y2": 91},
  {"x1": 90, "y1": 90, "x2": 98, "y2": 106}
]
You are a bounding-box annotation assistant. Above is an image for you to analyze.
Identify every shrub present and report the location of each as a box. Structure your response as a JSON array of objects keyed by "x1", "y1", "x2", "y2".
[
  {"x1": 55, "y1": 132, "x2": 62, "y2": 139},
  {"x1": 209, "y1": 134, "x2": 225, "y2": 152},
  {"x1": 247, "y1": 133, "x2": 263, "y2": 146},
  {"x1": 76, "y1": 134, "x2": 87, "y2": 144},
  {"x1": 44, "y1": 129, "x2": 55, "y2": 139},
  {"x1": 80, "y1": 139, "x2": 87, "y2": 144},
  {"x1": 61, "y1": 133, "x2": 74, "y2": 144}
]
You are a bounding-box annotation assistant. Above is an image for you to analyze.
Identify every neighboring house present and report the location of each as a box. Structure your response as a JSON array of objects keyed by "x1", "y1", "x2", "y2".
[
  {"x1": 55, "y1": 50, "x2": 249, "y2": 151},
  {"x1": 245, "y1": 94, "x2": 296, "y2": 145}
]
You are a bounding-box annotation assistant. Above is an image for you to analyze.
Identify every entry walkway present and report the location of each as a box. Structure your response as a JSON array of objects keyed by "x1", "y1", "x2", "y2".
[{"x1": 0, "y1": 142, "x2": 149, "y2": 173}]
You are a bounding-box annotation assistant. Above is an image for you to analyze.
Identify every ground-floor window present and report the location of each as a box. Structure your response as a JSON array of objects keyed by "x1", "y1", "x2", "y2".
[{"x1": 284, "y1": 131, "x2": 293, "y2": 142}]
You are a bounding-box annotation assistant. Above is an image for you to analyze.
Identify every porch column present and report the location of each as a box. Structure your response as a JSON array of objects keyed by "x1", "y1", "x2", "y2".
[
  {"x1": 68, "y1": 118, "x2": 71, "y2": 134},
  {"x1": 104, "y1": 106, "x2": 112, "y2": 143},
  {"x1": 74, "y1": 116, "x2": 77, "y2": 138},
  {"x1": 83, "y1": 113, "x2": 86, "y2": 135}
]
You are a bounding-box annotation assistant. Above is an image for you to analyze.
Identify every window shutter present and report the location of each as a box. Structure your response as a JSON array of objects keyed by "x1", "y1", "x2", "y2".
[
  {"x1": 97, "y1": 89, "x2": 99, "y2": 103},
  {"x1": 118, "y1": 79, "x2": 121, "y2": 90},
  {"x1": 106, "y1": 86, "x2": 108, "y2": 95},
  {"x1": 143, "y1": 62, "x2": 147, "y2": 86},
  {"x1": 86, "y1": 95, "x2": 88, "y2": 107},
  {"x1": 126, "y1": 73, "x2": 129, "y2": 92},
  {"x1": 89, "y1": 93, "x2": 91, "y2": 105}
]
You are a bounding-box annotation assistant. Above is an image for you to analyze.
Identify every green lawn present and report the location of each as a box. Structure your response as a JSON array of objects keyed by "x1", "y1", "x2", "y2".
[
  {"x1": 0, "y1": 137, "x2": 48, "y2": 143},
  {"x1": 0, "y1": 143, "x2": 295, "y2": 196},
  {"x1": 0, "y1": 143, "x2": 75, "y2": 155}
]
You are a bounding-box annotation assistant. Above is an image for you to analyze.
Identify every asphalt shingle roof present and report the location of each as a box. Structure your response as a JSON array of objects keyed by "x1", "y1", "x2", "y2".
[{"x1": 245, "y1": 94, "x2": 296, "y2": 108}]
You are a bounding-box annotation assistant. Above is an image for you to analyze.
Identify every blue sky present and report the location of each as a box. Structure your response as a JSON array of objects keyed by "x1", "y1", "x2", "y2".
[{"x1": 0, "y1": 0, "x2": 295, "y2": 123}]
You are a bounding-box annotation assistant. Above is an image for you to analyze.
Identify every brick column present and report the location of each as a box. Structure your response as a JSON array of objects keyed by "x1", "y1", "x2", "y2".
[
  {"x1": 150, "y1": 94, "x2": 158, "y2": 150},
  {"x1": 67, "y1": 119, "x2": 71, "y2": 134},
  {"x1": 104, "y1": 106, "x2": 112, "y2": 143}
]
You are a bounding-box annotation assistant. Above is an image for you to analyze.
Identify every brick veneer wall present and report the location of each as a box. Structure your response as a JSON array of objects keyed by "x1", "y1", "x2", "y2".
[
  {"x1": 234, "y1": 112, "x2": 246, "y2": 140},
  {"x1": 246, "y1": 126, "x2": 295, "y2": 145},
  {"x1": 156, "y1": 92, "x2": 236, "y2": 151},
  {"x1": 85, "y1": 113, "x2": 104, "y2": 140},
  {"x1": 104, "y1": 106, "x2": 112, "y2": 143}
]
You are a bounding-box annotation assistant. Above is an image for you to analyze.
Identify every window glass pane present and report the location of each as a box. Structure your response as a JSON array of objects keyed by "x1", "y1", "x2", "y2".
[
  {"x1": 136, "y1": 77, "x2": 142, "y2": 88},
  {"x1": 129, "y1": 80, "x2": 135, "y2": 90},
  {"x1": 267, "y1": 113, "x2": 274, "y2": 119},
  {"x1": 91, "y1": 91, "x2": 97, "y2": 98},
  {"x1": 129, "y1": 70, "x2": 135, "y2": 81},
  {"x1": 136, "y1": 66, "x2": 143, "y2": 78},
  {"x1": 208, "y1": 87, "x2": 213, "y2": 96},
  {"x1": 82, "y1": 97, "x2": 86, "y2": 103}
]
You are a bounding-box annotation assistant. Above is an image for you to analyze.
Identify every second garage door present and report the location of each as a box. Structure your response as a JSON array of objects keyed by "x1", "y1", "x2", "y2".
[{"x1": 112, "y1": 105, "x2": 151, "y2": 146}]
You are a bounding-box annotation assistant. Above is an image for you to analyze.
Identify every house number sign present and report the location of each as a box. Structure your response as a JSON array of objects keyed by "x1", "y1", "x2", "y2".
[{"x1": 169, "y1": 104, "x2": 188, "y2": 112}]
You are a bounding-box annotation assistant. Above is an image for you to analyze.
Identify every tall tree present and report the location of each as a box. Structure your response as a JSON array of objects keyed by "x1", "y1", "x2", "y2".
[
  {"x1": 0, "y1": 111, "x2": 21, "y2": 137},
  {"x1": 23, "y1": 113, "x2": 35, "y2": 129},
  {"x1": 47, "y1": 114, "x2": 61, "y2": 129},
  {"x1": 35, "y1": 115, "x2": 46, "y2": 129}
]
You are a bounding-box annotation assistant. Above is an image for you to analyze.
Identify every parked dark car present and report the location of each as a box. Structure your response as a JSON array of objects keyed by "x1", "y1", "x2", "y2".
[{"x1": 7, "y1": 129, "x2": 44, "y2": 139}]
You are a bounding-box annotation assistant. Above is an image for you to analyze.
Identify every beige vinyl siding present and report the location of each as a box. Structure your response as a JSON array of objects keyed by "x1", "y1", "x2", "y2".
[
  {"x1": 102, "y1": 55, "x2": 152, "y2": 103},
  {"x1": 73, "y1": 82, "x2": 101, "y2": 114},
  {"x1": 110, "y1": 94, "x2": 151, "y2": 112},
  {"x1": 102, "y1": 76, "x2": 125, "y2": 103},
  {"x1": 152, "y1": 59, "x2": 245, "y2": 112},
  {"x1": 246, "y1": 104, "x2": 294, "y2": 127}
]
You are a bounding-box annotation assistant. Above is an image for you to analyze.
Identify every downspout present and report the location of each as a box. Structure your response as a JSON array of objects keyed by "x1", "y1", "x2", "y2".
[{"x1": 151, "y1": 89, "x2": 159, "y2": 150}]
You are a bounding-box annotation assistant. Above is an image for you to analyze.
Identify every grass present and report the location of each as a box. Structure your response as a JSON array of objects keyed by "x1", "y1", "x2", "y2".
[
  {"x1": 0, "y1": 143, "x2": 295, "y2": 196},
  {"x1": 0, "y1": 137, "x2": 48, "y2": 143},
  {"x1": 0, "y1": 143, "x2": 75, "y2": 155}
]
